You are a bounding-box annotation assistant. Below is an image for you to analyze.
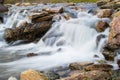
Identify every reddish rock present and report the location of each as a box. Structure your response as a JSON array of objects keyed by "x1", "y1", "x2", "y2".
[
  {"x1": 108, "y1": 16, "x2": 120, "y2": 49},
  {"x1": 96, "y1": 9, "x2": 113, "y2": 18},
  {"x1": 96, "y1": 21, "x2": 109, "y2": 32}
]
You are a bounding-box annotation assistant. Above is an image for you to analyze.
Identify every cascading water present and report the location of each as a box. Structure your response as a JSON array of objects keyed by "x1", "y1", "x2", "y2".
[{"x1": 0, "y1": 3, "x2": 112, "y2": 79}]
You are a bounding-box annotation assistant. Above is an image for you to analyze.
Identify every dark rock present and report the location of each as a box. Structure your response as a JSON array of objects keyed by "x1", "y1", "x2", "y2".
[
  {"x1": 44, "y1": 71, "x2": 60, "y2": 80},
  {"x1": 85, "y1": 64, "x2": 113, "y2": 71},
  {"x1": 96, "y1": 34, "x2": 106, "y2": 46},
  {"x1": 117, "y1": 59, "x2": 120, "y2": 68},
  {"x1": 0, "y1": 4, "x2": 8, "y2": 12},
  {"x1": 4, "y1": 21, "x2": 52, "y2": 43},
  {"x1": 26, "y1": 53, "x2": 38, "y2": 57},
  {"x1": 102, "y1": 47, "x2": 116, "y2": 61}
]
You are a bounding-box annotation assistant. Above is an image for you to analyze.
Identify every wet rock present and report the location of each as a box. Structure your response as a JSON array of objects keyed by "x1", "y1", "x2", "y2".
[
  {"x1": 100, "y1": 4, "x2": 113, "y2": 9},
  {"x1": 109, "y1": 69, "x2": 120, "y2": 80},
  {"x1": 20, "y1": 69, "x2": 48, "y2": 80},
  {"x1": 113, "y1": 3, "x2": 120, "y2": 9},
  {"x1": 62, "y1": 13, "x2": 71, "y2": 20},
  {"x1": 43, "y1": 7, "x2": 64, "y2": 13},
  {"x1": 8, "y1": 76, "x2": 17, "y2": 80},
  {"x1": 96, "y1": 21, "x2": 109, "y2": 32},
  {"x1": 85, "y1": 64, "x2": 113, "y2": 71},
  {"x1": 96, "y1": 34, "x2": 106, "y2": 46},
  {"x1": 102, "y1": 48, "x2": 115, "y2": 61},
  {"x1": 117, "y1": 59, "x2": 120, "y2": 68},
  {"x1": 0, "y1": 4, "x2": 8, "y2": 12},
  {"x1": 0, "y1": 0, "x2": 4, "y2": 4},
  {"x1": 4, "y1": 21, "x2": 52, "y2": 43},
  {"x1": 44, "y1": 71, "x2": 60, "y2": 80},
  {"x1": 96, "y1": 9, "x2": 113, "y2": 18},
  {"x1": 108, "y1": 15, "x2": 120, "y2": 49},
  {"x1": 58, "y1": 70, "x2": 110, "y2": 80},
  {"x1": 26, "y1": 53, "x2": 38, "y2": 57},
  {"x1": 69, "y1": 62, "x2": 94, "y2": 70}
]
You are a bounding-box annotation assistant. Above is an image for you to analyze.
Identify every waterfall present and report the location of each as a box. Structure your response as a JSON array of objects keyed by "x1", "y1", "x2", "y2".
[{"x1": 0, "y1": 3, "x2": 110, "y2": 79}]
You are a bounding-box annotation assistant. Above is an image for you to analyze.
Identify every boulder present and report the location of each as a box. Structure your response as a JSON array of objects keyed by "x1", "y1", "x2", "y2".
[
  {"x1": 29, "y1": 11, "x2": 54, "y2": 23},
  {"x1": 0, "y1": 4, "x2": 8, "y2": 12},
  {"x1": 69, "y1": 62, "x2": 94, "y2": 70},
  {"x1": 96, "y1": 21, "x2": 109, "y2": 32},
  {"x1": 97, "y1": 0, "x2": 107, "y2": 6},
  {"x1": 85, "y1": 64, "x2": 113, "y2": 71},
  {"x1": 4, "y1": 21, "x2": 52, "y2": 43},
  {"x1": 96, "y1": 9, "x2": 113, "y2": 18},
  {"x1": 58, "y1": 70, "x2": 110, "y2": 80},
  {"x1": 117, "y1": 59, "x2": 120, "y2": 68},
  {"x1": 108, "y1": 15, "x2": 120, "y2": 49},
  {"x1": 20, "y1": 69, "x2": 48, "y2": 80},
  {"x1": 43, "y1": 7, "x2": 64, "y2": 13}
]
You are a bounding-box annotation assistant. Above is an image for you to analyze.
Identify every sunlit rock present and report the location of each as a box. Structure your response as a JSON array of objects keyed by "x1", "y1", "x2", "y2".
[
  {"x1": 96, "y1": 9, "x2": 113, "y2": 18},
  {"x1": 108, "y1": 15, "x2": 120, "y2": 49},
  {"x1": 20, "y1": 69, "x2": 48, "y2": 80},
  {"x1": 43, "y1": 7, "x2": 64, "y2": 13}
]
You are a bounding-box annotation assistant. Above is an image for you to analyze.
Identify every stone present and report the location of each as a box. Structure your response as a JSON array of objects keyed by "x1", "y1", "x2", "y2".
[
  {"x1": 96, "y1": 21, "x2": 109, "y2": 32},
  {"x1": 97, "y1": 1, "x2": 107, "y2": 6},
  {"x1": 102, "y1": 47, "x2": 115, "y2": 61},
  {"x1": 112, "y1": 11, "x2": 120, "y2": 18},
  {"x1": 58, "y1": 70, "x2": 110, "y2": 80},
  {"x1": 69, "y1": 62, "x2": 94, "y2": 70},
  {"x1": 100, "y1": 4, "x2": 113, "y2": 9},
  {"x1": 108, "y1": 16, "x2": 120, "y2": 49},
  {"x1": 8, "y1": 76, "x2": 17, "y2": 80},
  {"x1": 21, "y1": 3, "x2": 31, "y2": 6},
  {"x1": 96, "y1": 9, "x2": 113, "y2": 18},
  {"x1": 96, "y1": 34, "x2": 106, "y2": 46},
  {"x1": 85, "y1": 64, "x2": 113, "y2": 71},
  {"x1": 15, "y1": 3, "x2": 21, "y2": 6},
  {"x1": 43, "y1": 7, "x2": 64, "y2": 13},
  {"x1": 0, "y1": 4, "x2": 8, "y2": 12},
  {"x1": 20, "y1": 69, "x2": 48, "y2": 80},
  {"x1": 62, "y1": 13, "x2": 71, "y2": 20},
  {"x1": 44, "y1": 71, "x2": 60, "y2": 80},
  {"x1": 117, "y1": 59, "x2": 120, "y2": 68},
  {"x1": 4, "y1": 21, "x2": 52, "y2": 43},
  {"x1": 26, "y1": 53, "x2": 38, "y2": 57}
]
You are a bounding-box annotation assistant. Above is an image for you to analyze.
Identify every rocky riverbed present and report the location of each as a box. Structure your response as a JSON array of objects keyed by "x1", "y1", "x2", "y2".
[{"x1": 0, "y1": 0, "x2": 120, "y2": 80}]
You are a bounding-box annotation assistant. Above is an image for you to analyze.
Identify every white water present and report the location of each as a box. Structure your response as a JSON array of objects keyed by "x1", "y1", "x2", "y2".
[{"x1": 0, "y1": 4, "x2": 111, "y2": 78}]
